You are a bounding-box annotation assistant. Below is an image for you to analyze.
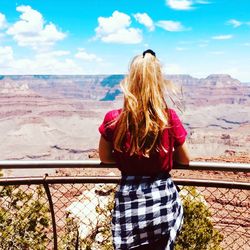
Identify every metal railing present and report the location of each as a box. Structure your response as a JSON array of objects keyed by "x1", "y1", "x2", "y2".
[
  {"x1": 1, "y1": 160, "x2": 250, "y2": 171},
  {"x1": 0, "y1": 161, "x2": 249, "y2": 250}
]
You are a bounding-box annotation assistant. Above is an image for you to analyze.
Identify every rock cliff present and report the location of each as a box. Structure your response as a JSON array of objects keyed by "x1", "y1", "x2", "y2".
[{"x1": 0, "y1": 74, "x2": 249, "y2": 161}]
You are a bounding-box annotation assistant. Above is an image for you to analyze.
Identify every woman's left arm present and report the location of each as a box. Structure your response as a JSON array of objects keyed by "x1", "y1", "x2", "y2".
[{"x1": 98, "y1": 135, "x2": 116, "y2": 163}]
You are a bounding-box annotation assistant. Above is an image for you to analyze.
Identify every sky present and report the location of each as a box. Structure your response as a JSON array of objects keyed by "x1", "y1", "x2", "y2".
[{"x1": 0, "y1": 0, "x2": 250, "y2": 81}]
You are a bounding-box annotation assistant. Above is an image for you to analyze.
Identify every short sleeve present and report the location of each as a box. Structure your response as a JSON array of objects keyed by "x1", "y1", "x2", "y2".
[
  {"x1": 98, "y1": 110, "x2": 117, "y2": 142},
  {"x1": 169, "y1": 109, "x2": 187, "y2": 148}
]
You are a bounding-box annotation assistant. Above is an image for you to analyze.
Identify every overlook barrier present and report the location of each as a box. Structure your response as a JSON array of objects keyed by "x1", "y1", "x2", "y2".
[{"x1": 0, "y1": 161, "x2": 249, "y2": 250}]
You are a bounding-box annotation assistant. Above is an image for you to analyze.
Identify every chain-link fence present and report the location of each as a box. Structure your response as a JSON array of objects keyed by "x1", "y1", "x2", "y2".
[
  {"x1": 0, "y1": 161, "x2": 250, "y2": 250},
  {"x1": 0, "y1": 184, "x2": 51, "y2": 249},
  {"x1": 0, "y1": 161, "x2": 249, "y2": 250}
]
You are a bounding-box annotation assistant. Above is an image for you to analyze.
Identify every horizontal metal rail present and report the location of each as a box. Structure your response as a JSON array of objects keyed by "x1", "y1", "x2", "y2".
[
  {"x1": 0, "y1": 176, "x2": 249, "y2": 190},
  {"x1": 0, "y1": 160, "x2": 250, "y2": 172}
]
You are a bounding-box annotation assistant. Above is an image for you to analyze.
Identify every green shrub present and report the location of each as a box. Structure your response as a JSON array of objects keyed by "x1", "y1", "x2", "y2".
[
  {"x1": 175, "y1": 186, "x2": 224, "y2": 250},
  {"x1": 59, "y1": 215, "x2": 79, "y2": 250},
  {"x1": 0, "y1": 185, "x2": 50, "y2": 250}
]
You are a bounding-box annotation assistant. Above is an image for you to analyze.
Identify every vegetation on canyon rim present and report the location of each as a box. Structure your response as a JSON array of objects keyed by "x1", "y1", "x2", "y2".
[
  {"x1": 0, "y1": 179, "x2": 223, "y2": 249},
  {"x1": 0, "y1": 185, "x2": 50, "y2": 249}
]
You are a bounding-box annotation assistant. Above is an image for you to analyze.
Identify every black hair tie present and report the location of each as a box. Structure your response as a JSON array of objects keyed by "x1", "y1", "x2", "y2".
[{"x1": 143, "y1": 49, "x2": 156, "y2": 58}]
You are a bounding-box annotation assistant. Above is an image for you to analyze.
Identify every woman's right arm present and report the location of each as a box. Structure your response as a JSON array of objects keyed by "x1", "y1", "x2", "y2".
[
  {"x1": 173, "y1": 141, "x2": 190, "y2": 165},
  {"x1": 99, "y1": 135, "x2": 116, "y2": 164}
]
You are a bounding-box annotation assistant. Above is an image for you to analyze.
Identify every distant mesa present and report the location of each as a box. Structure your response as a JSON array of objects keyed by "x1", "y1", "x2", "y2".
[
  {"x1": 99, "y1": 75, "x2": 124, "y2": 100},
  {"x1": 0, "y1": 81, "x2": 35, "y2": 95},
  {"x1": 0, "y1": 74, "x2": 242, "y2": 88},
  {"x1": 100, "y1": 75, "x2": 124, "y2": 87},
  {"x1": 201, "y1": 74, "x2": 241, "y2": 87},
  {"x1": 100, "y1": 89, "x2": 121, "y2": 101},
  {"x1": 166, "y1": 74, "x2": 241, "y2": 87},
  {"x1": 0, "y1": 74, "x2": 248, "y2": 104},
  {"x1": 33, "y1": 75, "x2": 51, "y2": 80}
]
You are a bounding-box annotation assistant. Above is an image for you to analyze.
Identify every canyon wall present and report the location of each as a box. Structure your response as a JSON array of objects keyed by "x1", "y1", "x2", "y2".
[{"x1": 0, "y1": 74, "x2": 249, "y2": 161}]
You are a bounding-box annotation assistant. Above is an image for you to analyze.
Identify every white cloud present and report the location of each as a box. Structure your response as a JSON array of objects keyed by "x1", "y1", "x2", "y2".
[
  {"x1": 227, "y1": 19, "x2": 250, "y2": 28},
  {"x1": 0, "y1": 46, "x2": 107, "y2": 74},
  {"x1": 199, "y1": 43, "x2": 208, "y2": 47},
  {"x1": 35, "y1": 50, "x2": 70, "y2": 59},
  {"x1": 195, "y1": 0, "x2": 210, "y2": 4},
  {"x1": 0, "y1": 13, "x2": 7, "y2": 29},
  {"x1": 101, "y1": 28, "x2": 142, "y2": 44},
  {"x1": 227, "y1": 19, "x2": 242, "y2": 28},
  {"x1": 156, "y1": 20, "x2": 188, "y2": 32},
  {"x1": 0, "y1": 46, "x2": 84, "y2": 74},
  {"x1": 134, "y1": 13, "x2": 154, "y2": 31},
  {"x1": 210, "y1": 51, "x2": 225, "y2": 55},
  {"x1": 212, "y1": 34, "x2": 233, "y2": 40},
  {"x1": 13, "y1": 57, "x2": 83, "y2": 75},
  {"x1": 166, "y1": 0, "x2": 211, "y2": 10},
  {"x1": 163, "y1": 63, "x2": 183, "y2": 74},
  {"x1": 96, "y1": 11, "x2": 130, "y2": 34},
  {"x1": 176, "y1": 47, "x2": 187, "y2": 51},
  {"x1": 197, "y1": 40, "x2": 209, "y2": 47},
  {"x1": 75, "y1": 48, "x2": 102, "y2": 62},
  {"x1": 166, "y1": 0, "x2": 193, "y2": 10},
  {"x1": 6, "y1": 5, "x2": 66, "y2": 50},
  {"x1": 0, "y1": 46, "x2": 14, "y2": 64},
  {"x1": 95, "y1": 11, "x2": 142, "y2": 44},
  {"x1": 213, "y1": 66, "x2": 249, "y2": 82},
  {"x1": 1, "y1": 57, "x2": 83, "y2": 75}
]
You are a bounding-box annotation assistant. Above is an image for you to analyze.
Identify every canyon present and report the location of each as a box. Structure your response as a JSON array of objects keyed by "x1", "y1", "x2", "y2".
[{"x1": 0, "y1": 74, "x2": 249, "y2": 165}]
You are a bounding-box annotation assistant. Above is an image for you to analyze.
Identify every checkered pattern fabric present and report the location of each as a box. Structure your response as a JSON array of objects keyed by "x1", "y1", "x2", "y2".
[{"x1": 112, "y1": 173, "x2": 183, "y2": 250}]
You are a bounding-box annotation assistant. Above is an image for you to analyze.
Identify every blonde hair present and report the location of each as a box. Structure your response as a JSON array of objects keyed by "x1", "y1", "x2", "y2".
[{"x1": 113, "y1": 52, "x2": 170, "y2": 157}]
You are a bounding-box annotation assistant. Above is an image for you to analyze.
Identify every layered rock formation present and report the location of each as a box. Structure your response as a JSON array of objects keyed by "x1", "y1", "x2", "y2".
[{"x1": 0, "y1": 74, "x2": 249, "y2": 162}]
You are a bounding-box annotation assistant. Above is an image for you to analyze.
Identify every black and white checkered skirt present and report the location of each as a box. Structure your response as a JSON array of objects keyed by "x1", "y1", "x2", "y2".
[{"x1": 111, "y1": 172, "x2": 183, "y2": 250}]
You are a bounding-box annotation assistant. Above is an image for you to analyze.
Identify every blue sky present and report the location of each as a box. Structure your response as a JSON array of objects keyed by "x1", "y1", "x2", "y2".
[{"x1": 0, "y1": 0, "x2": 250, "y2": 81}]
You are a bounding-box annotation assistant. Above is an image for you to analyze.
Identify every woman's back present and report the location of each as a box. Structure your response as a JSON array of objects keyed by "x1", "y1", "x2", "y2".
[{"x1": 99, "y1": 108, "x2": 187, "y2": 175}]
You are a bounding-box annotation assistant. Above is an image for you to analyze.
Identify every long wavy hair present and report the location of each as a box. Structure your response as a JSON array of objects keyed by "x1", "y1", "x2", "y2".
[{"x1": 113, "y1": 52, "x2": 171, "y2": 157}]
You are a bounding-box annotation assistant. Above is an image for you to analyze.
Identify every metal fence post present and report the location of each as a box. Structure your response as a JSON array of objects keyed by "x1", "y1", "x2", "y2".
[{"x1": 43, "y1": 174, "x2": 58, "y2": 250}]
